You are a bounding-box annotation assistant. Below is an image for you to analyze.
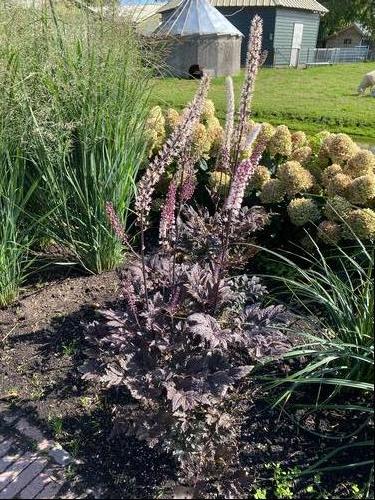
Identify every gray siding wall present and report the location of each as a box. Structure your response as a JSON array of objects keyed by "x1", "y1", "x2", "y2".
[
  {"x1": 218, "y1": 7, "x2": 276, "y2": 66},
  {"x1": 274, "y1": 8, "x2": 320, "y2": 65}
]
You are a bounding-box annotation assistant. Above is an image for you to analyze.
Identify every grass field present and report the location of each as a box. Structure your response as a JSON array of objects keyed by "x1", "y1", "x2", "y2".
[{"x1": 151, "y1": 63, "x2": 375, "y2": 140}]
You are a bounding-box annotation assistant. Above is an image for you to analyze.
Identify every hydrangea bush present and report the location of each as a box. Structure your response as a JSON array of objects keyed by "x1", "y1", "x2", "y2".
[
  {"x1": 147, "y1": 104, "x2": 375, "y2": 247},
  {"x1": 253, "y1": 130, "x2": 375, "y2": 244},
  {"x1": 82, "y1": 17, "x2": 291, "y2": 497}
]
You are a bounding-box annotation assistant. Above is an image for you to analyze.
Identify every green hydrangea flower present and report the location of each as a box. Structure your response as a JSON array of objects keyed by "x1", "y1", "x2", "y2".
[
  {"x1": 324, "y1": 196, "x2": 352, "y2": 222},
  {"x1": 268, "y1": 125, "x2": 293, "y2": 158},
  {"x1": 291, "y1": 146, "x2": 312, "y2": 165},
  {"x1": 202, "y1": 99, "x2": 216, "y2": 121},
  {"x1": 209, "y1": 170, "x2": 231, "y2": 194},
  {"x1": 165, "y1": 108, "x2": 181, "y2": 134},
  {"x1": 258, "y1": 122, "x2": 275, "y2": 144},
  {"x1": 259, "y1": 178, "x2": 286, "y2": 204},
  {"x1": 326, "y1": 173, "x2": 352, "y2": 198},
  {"x1": 277, "y1": 161, "x2": 314, "y2": 196},
  {"x1": 347, "y1": 175, "x2": 375, "y2": 205},
  {"x1": 192, "y1": 123, "x2": 211, "y2": 158},
  {"x1": 309, "y1": 130, "x2": 331, "y2": 155},
  {"x1": 343, "y1": 208, "x2": 375, "y2": 240},
  {"x1": 291, "y1": 131, "x2": 307, "y2": 150},
  {"x1": 206, "y1": 117, "x2": 223, "y2": 157},
  {"x1": 344, "y1": 150, "x2": 375, "y2": 178},
  {"x1": 287, "y1": 198, "x2": 321, "y2": 226},
  {"x1": 248, "y1": 165, "x2": 271, "y2": 191},
  {"x1": 146, "y1": 106, "x2": 166, "y2": 155},
  {"x1": 317, "y1": 220, "x2": 342, "y2": 244},
  {"x1": 321, "y1": 164, "x2": 343, "y2": 187},
  {"x1": 327, "y1": 133, "x2": 358, "y2": 164}
]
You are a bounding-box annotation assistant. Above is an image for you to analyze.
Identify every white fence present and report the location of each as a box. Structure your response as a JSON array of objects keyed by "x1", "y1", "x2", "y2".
[{"x1": 273, "y1": 46, "x2": 370, "y2": 67}]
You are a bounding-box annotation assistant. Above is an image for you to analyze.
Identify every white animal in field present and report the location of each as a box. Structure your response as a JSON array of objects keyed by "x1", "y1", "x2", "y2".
[{"x1": 358, "y1": 70, "x2": 375, "y2": 95}]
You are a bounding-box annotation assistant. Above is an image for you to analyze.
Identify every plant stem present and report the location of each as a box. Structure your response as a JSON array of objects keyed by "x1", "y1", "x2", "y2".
[{"x1": 140, "y1": 213, "x2": 149, "y2": 310}]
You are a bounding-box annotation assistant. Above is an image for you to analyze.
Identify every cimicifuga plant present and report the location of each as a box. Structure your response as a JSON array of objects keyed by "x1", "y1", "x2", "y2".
[{"x1": 83, "y1": 15, "x2": 290, "y2": 497}]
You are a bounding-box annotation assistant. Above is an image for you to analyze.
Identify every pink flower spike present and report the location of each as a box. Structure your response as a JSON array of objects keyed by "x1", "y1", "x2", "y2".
[
  {"x1": 135, "y1": 74, "x2": 211, "y2": 229},
  {"x1": 225, "y1": 126, "x2": 268, "y2": 216},
  {"x1": 159, "y1": 180, "x2": 177, "y2": 245},
  {"x1": 105, "y1": 201, "x2": 127, "y2": 243}
]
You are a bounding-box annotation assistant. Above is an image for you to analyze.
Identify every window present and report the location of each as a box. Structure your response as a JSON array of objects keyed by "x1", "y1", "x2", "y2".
[{"x1": 344, "y1": 38, "x2": 352, "y2": 45}]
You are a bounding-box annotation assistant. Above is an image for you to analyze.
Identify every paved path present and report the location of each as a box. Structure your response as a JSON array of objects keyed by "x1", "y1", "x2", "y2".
[{"x1": 0, "y1": 404, "x2": 74, "y2": 499}]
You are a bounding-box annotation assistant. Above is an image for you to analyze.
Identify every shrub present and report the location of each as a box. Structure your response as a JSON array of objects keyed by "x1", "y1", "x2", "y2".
[
  {"x1": 148, "y1": 92, "x2": 375, "y2": 250},
  {"x1": 82, "y1": 16, "x2": 291, "y2": 495}
]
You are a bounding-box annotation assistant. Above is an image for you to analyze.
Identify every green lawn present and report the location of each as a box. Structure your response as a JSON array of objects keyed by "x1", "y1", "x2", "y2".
[{"x1": 151, "y1": 63, "x2": 375, "y2": 140}]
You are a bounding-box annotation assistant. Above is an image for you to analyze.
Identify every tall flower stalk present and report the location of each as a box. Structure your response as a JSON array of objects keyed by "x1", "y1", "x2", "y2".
[
  {"x1": 232, "y1": 15, "x2": 263, "y2": 169},
  {"x1": 135, "y1": 74, "x2": 210, "y2": 230},
  {"x1": 216, "y1": 76, "x2": 235, "y2": 175},
  {"x1": 225, "y1": 126, "x2": 265, "y2": 216},
  {"x1": 159, "y1": 180, "x2": 177, "y2": 247},
  {"x1": 211, "y1": 15, "x2": 264, "y2": 310},
  {"x1": 135, "y1": 74, "x2": 210, "y2": 308}
]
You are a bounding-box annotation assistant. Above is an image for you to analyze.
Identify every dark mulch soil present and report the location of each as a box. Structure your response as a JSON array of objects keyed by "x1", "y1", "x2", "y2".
[{"x1": 0, "y1": 270, "x2": 373, "y2": 498}]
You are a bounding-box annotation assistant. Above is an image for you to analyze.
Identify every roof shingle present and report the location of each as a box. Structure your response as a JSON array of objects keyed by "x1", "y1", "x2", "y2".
[{"x1": 158, "y1": 0, "x2": 328, "y2": 14}]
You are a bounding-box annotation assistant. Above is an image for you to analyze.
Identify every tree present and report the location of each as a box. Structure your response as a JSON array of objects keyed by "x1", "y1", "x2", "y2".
[{"x1": 319, "y1": 0, "x2": 375, "y2": 43}]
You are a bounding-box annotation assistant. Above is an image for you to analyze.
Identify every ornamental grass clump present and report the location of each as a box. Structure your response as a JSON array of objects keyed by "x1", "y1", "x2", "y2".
[
  {"x1": 83, "y1": 16, "x2": 291, "y2": 496},
  {"x1": 0, "y1": 143, "x2": 37, "y2": 307},
  {"x1": 264, "y1": 237, "x2": 374, "y2": 474},
  {"x1": 1, "y1": 2, "x2": 151, "y2": 274}
]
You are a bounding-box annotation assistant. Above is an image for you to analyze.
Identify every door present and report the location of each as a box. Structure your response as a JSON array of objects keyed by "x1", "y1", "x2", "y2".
[{"x1": 290, "y1": 23, "x2": 304, "y2": 67}]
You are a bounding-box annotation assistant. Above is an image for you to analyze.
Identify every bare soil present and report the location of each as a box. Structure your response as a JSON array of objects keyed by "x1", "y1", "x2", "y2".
[{"x1": 0, "y1": 270, "x2": 372, "y2": 498}]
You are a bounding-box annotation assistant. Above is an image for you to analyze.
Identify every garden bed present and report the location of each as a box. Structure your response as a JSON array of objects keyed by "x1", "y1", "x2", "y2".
[
  {"x1": 1, "y1": 5, "x2": 373, "y2": 498},
  {"x1": 0, "y1": 271, "x2": 371, "y2": 499}
]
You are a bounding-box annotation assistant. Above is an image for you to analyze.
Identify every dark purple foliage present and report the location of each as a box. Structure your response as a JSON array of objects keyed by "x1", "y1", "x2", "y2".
[{"x1": 81, "y1": 14, "x2": 294, "y2": 496}]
